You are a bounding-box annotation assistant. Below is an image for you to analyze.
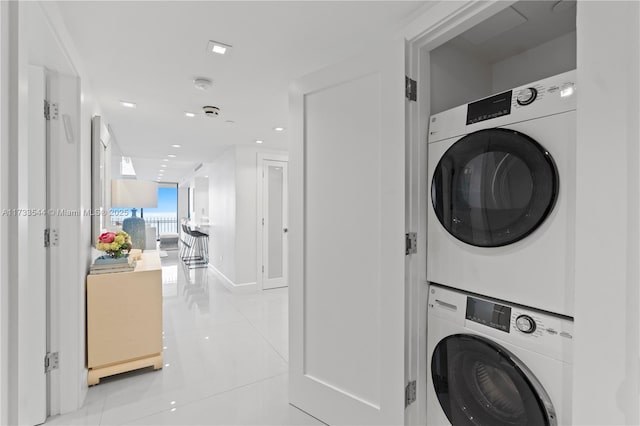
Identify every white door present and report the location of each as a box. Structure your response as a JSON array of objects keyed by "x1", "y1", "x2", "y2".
[
  {"x1": 289, "y1": 40, "x2": 406, "y2": 425},
  {"x1": 17, "y1": 66, "x2": 48, "y2": 425},
  {"x1": 262, "y1": 160, "x2": 288, "y2": 290}
]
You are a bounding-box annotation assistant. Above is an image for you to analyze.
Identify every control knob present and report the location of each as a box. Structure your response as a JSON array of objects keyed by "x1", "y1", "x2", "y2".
[
  {"x1": 515, "y1": 315, "x2": 536, "y2": 334},
  {"x1": 516, "y1": 87, "x2": 537, "y2": 106}
]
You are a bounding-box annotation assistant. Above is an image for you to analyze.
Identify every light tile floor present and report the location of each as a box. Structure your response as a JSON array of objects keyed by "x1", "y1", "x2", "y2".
[{"x1": 46, "y1": 252, "x2": 322, "y2": 426}]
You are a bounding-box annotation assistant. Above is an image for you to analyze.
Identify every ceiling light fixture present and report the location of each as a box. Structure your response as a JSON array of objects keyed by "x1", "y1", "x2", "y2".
[
  {"x1": 168, "y1": 154, "x2": 176, "y2": 158},
  {"x1": 185, "y1": 112, "x2": 196, "y2": 118},
  {"x1": 207, "y1": 40, "x2": 232, "y2": 55},
  {"x1": 163, "y1": 159, "x2": 169, "y2": 162},
  {"x1": 171, "y1": 144, "x2": 181, "y2": 148},
  {"x1": 255, "y1": 140, "x2": 264, "y2": 144},
  {"x1": 120, "y1": 101, "x2": 137, "y2": 108},
  {"x1": 273, "y1": 127, "x2": 285, "y2": 132},
  {"x1": 193, "y1": 77, "x2": 213, "y2": 91},
  {"x1": 161, "y1": 165, "x2": 167, "y2": 168}
]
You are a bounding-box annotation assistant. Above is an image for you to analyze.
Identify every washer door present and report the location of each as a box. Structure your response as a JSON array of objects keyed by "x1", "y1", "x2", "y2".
[
  {"x1": 431, "y1": 334, "x2": 556, "y2": 426},
  {"x1": 431, "y1": 128, "x2": 559, "y2": 247}
]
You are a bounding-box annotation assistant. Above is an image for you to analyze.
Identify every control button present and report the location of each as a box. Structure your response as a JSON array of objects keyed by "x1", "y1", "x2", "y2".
[
  {"x1": 515, "y1": 315, "x2": 536, "y2": 334},
  {"x1": 560, "y1": 331, "x2": 573, "y2": 339},
  {"x1": 546, "y1": 328, "x2": 558, "y2": 335},
  {"x1": 516, "y1": 87, "x2": 538, "y2": 106}
]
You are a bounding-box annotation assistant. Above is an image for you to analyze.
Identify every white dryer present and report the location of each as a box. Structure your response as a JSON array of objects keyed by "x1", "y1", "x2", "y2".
[
  {"x1": 426, "y1": 284, "x2": 573, "y2": 426},
  {"x1": 427, "y1": 71, "x2": 576, "y2": 316}
]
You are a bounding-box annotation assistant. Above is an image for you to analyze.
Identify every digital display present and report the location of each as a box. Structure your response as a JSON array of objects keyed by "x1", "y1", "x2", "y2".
[
  {"x1": 466, "y1": 90, "x2": 512, "y2": 125},
  {"x1": 466, "y1": 297, "x2": 511, "y2": 333}
]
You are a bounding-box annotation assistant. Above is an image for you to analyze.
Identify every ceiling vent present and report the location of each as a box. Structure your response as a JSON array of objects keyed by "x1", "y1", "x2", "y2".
[
  {"x1": 203, "y1": 105, "x2": 220, "y2": 117},
  {"x1": 193, "y1": 77, "x2": 213, "y2": 90}
]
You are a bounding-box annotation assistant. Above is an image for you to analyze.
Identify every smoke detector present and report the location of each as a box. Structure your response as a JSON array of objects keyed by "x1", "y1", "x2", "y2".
[
  {"x1": 203, "y1": 105, "x2": 220, "y2": 117},
  {"x1": 193, "y1": 77, "x2": 213, "y2": 91}
]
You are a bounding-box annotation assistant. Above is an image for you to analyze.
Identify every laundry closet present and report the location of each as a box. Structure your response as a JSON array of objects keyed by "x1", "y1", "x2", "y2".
[
  {"x1": 421, "y1": 3, "x2": 578, "y2": 425},
  {"x1": 287, "y1": 1, "x2": 639, "y2": 425}
]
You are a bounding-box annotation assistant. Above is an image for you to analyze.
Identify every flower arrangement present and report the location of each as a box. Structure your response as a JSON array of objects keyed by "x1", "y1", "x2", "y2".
[{"x1": 96, "y1": 231, "x2": 132, "y2": 258}]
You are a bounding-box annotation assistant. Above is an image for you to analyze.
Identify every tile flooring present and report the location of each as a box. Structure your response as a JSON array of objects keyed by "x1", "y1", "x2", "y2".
[{"x1": 46, "y1": 252, "x2": 322, "y2": 426}]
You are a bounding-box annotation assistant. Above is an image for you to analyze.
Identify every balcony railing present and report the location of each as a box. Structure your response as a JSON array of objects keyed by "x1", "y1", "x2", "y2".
[{"x1": 110, "y1": 216, "x2": 178, "y2": 240}]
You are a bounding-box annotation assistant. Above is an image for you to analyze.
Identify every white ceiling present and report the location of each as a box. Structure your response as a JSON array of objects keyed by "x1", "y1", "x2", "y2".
[
  {"x1": 56, "y1": 1, "x2": 428, "y2": 183},
  {"x1": 449, "y1": 0, "x2": 576, "y2": 64}
]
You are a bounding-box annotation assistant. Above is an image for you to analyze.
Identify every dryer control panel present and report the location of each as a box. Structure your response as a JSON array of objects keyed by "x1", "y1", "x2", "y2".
[{"x1": 428, "y1": 70, "x2": 577, "y2": 144}]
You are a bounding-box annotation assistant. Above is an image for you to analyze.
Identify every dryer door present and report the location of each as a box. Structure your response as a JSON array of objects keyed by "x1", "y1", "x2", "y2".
[
  {"x1": 431, "y1": 334, "x2": 556, "y2": 426},
  {"x1": 431, "y1": 128, "x2": 558, "y2": 247}
]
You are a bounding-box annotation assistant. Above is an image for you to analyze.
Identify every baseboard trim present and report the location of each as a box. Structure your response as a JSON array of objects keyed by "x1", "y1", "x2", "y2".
[{"x1": 208, "y1": 264, "x2": 258, "y2": 293}]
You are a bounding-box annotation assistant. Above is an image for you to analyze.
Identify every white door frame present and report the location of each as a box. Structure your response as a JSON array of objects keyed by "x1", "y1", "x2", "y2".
[
  {"x1": 401, "y1": 2, "x2": 517, "y2": 425},
  {"x1": 0, "y1": 2, "x2": 20, "y2": 424},
  {"x1": 256, "y1": 152, "x2": 288, "y2": 290}
]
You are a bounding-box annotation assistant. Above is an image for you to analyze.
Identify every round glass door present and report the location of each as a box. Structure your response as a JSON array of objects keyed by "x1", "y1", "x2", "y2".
[
  {"x1": 431, "y1": 334, "x2": 556, "y2": 426},
  {"x1": 431, "y1": 128, "x2": 559, "y2": 247}
]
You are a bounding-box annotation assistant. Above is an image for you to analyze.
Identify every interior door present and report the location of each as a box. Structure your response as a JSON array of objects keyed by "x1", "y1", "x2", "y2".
[
  {"x1": 289, "y1": 39, "x2": 406, "y2": 425},
  {"x1": 17, "y1": 65, "x2": 48, "y2": 425},
  {"x1": 262, "y1": 160, "x2": 288, "y2": 290}
]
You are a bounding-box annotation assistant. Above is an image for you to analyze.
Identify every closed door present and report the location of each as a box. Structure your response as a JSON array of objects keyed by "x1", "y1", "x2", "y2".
[
  {"x1": 262, "y1": 160, "x2": 288, "y2": 290},
  {"x1": 288, "y1": 39, "x2": 406, "y2": 425}
]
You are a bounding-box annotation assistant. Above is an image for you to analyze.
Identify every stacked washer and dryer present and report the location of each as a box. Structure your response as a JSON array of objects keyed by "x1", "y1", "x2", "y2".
[{"x1": 425, "y1": 71, "x2": 576, "y2": 426}]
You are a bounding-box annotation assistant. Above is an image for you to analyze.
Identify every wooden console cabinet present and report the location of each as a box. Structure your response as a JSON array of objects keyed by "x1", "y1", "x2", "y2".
[{"x1": 87, "y1": 251, "x2": 163, "y2": 385}]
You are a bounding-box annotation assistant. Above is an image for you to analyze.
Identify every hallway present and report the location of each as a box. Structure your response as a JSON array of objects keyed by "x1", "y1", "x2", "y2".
[{"x1": 47, "y1": 252, "x2": 321, "y2": 425}]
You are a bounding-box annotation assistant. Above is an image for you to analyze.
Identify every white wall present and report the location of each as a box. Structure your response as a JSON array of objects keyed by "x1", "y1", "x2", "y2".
[
  {"x1": 177, "y1": 185, "x2": 188, "y2": 221},
  {"x1": 573, "y1": 2, "x2": 640, "y2": 424},
  {"x1": 492, "y1": 31, "x2": 576, "y2": 92},
  {"x1": 208, "y1": 148, "x2": 236, "y2": 283},
  {"x1": 208, "y1": 146, "x2": 287, "y2": 290},
  {"x1": 235, "y1": 147, "x2": 260, "y2": 285},
  {"x1": 193, "y1": 177, "x2": 209, "y2": 224},
  {"x1": 429, "y1": 42, "x2": 492, "y2": 114},
  {"x1": 430, "y1": 31, "x2": 576, "y2": 115}
]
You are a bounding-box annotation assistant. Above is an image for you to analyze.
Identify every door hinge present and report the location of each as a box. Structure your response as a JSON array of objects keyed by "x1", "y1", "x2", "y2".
[
  {"x1": 262, "y1": 265, "x2": 264, "y2": 273},
  {"x1": 405, "y1": 77, "x2": 417, "y2": 102},
  {"x1": 44, "y1": 352, "x2": 59, "y2": 373},
  {"x1": 405, "y1": 232, "x2": 417, "y2": 255},
  {"x1": 44, "y1": 100, "x2": 59, "y2": 120},
  {"x1": 44, "y1": 228, "x2": 59, "y2": 248},
  {"x1": 405, "y1": 380, "x2": 416, "y2": 407},
  {"x1": 262, "y1": 218, "x2": 264, "y2": 226}
]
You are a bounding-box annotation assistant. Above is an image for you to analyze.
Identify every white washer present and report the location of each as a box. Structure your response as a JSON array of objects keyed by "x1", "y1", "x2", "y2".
[
  {"x1": 426, "y1": 284, "x2": 573, "y2": 426},
  {"x1": 427, "y1": 71, "x2": 576, "y2": 316}
]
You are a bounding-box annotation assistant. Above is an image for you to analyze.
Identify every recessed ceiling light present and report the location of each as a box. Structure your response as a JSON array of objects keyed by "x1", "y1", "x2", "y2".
[
  {"x1": 168, "y1": 154, "x2": 176, "y2": 158},
  {"x1": 163, "y1": 159, "x2": 169, "y2": 162},
  {"x1": 255, "y1": 140, "x2": 264, "y2": 144},
  {"x1": 171, "y1": 144, "x2": 181, "y2": 148},
  {"x1": 207, "y1": 40, "x2": 232, "y2": 55},
  {"x1": 120, "y1": 101, "x2": 137, "y2": 108},
  {"x1": 185, "y1": 112, "x2": 196, "y2": 118},
  {"x1": 273, "y1": 127, "x2": 285, "y2": 132},
  {"x1": 161, "y1": 165, "x2": 167, "y2": 168}
]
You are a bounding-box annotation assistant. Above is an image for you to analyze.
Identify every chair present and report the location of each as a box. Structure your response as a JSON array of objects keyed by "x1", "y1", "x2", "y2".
[{"x1": 180, "y1": 223, "x2": 208, "y2": 268}]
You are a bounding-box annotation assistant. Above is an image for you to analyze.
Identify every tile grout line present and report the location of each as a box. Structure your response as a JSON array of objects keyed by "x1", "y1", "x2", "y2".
[
  {"x1": 234, "y1": 305, "x2": 289, "y2": 365},
  {"x1": 116, "y1": 372, "x2": 289, "y2": 426},
  {"x1": 107, "y1": 261, "x2": 286, "y2": 425}
]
